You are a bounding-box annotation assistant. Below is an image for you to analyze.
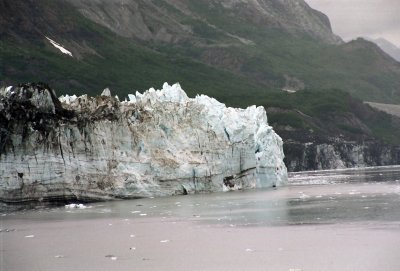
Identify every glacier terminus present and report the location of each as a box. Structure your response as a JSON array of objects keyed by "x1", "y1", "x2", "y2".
[{"x1": 0, "y1": 83, "x2": 287, "y2": 203}]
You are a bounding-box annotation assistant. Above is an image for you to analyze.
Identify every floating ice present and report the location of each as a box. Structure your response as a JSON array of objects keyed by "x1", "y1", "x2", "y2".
[
  {"x1": 299, "y1": 192, "x2": 310, "y2": 199},
  {"x1": 65, "y1": 203, "x2": 87, "y2": 209},
  {"x1": 24, "y1": 235, "x2": 35, "y2": 238},
  {"x1": 105, "y1": 255, "x2": 117, "y2": 260},
  {"x1": 0, "y1": 228, "x2": 15, "y2": 232}
]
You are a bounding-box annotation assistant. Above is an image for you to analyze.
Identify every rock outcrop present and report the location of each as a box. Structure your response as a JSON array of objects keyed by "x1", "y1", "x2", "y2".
[
  {"x1": 0, "y1": 83, "x2": 287, "y2": 203},
  {"x1": 284, "y1": 141, "x2": 400, "y2": 172}
]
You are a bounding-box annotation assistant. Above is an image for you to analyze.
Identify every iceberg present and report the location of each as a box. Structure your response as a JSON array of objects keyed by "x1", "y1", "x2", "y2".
[{"x1": 0, "y1": 82, "x2": 287, "y2": 203}]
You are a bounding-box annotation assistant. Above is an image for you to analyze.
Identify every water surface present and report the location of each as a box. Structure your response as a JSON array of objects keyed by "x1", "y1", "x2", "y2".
[{"x1": 2, "y1": 166, "x2": 400, "y2": 271}]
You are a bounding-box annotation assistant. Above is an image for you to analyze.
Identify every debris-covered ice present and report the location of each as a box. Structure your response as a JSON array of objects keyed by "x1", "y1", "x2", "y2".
[{"x1": 0, "y1": 82, "x2": 287, "y2": 202}]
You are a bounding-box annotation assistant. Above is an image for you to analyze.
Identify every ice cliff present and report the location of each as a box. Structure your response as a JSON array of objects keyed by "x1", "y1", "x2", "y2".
[{"x1": 0, "y1": 83, "x2": 287, "y2": 203}]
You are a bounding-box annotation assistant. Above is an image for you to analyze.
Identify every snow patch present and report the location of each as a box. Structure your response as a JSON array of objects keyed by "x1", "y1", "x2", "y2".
[
  {"x1": 282, "y1": 88, "x2": 297, "y2": 93},
  {"x1": 45, "y1": 37, "x2": 73, "y2": 57}
]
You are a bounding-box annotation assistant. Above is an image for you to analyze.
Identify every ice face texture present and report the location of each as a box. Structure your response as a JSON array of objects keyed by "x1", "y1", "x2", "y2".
[{"x1": 0, "y1": 83, "x2": 287, "y2": 202}]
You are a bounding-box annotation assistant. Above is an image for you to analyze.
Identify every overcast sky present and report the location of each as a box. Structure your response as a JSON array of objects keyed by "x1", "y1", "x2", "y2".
[{"x1": 305, "y1": 0, "x2": 400, "y2": 47}]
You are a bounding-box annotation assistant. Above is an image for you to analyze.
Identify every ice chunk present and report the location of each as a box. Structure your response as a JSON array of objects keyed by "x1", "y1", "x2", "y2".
[
  {"x1": 105, "y1": 255, "x2": 118, "y2": 260},
  {"x1": 65, "y1": 203, "x2": 87, "y2": 209},
  {"x1": 131, "y1": 211, "x2": 141, "y2": 214}
]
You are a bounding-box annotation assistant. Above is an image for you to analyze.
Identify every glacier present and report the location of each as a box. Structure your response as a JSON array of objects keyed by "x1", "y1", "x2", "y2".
[{"x1": 0, "y1": 82, "x2": 287, "y2": 203}]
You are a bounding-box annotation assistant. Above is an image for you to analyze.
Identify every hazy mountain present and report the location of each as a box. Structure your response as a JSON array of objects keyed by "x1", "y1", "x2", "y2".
[{"x1": 367, "y1": 37, "x2": 400, "y2": 62}]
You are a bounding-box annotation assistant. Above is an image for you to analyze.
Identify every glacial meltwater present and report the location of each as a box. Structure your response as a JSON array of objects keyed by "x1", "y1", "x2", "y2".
[{"x1": 2, "y1": 166, "x2": 400, "y2": 271}]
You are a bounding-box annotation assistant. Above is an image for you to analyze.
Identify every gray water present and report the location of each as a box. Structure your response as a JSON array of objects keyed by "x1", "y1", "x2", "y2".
[{"x1": 2, "y1": 166, "x2": 400, "y2": 271}]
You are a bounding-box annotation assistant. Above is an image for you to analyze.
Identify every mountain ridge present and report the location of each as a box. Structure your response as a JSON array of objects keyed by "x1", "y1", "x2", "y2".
[
  {"x1": 2, "y1": 0, "x2": 400, "y2": 104},
  {"x1": 65, "y1": 0, "x2": 342, "y2": 45},
  {"x1": 366, "y1": 37, "x2": 400, "y2": 62}
]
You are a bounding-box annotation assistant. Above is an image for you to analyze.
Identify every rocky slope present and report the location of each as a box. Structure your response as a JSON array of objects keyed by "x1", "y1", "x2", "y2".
[
  {"x1": 366, "y1": 102, "x2": 400, "y2": 118},
  {"x1": 284, "y1": 141, "x2": 400, "y2": 172},
  {"x1": 0, "y1": 83, "x2": 287, "y2": 203},
  {"x1": 65, "y1": 0, "x2": 341, "y2": 44},
  {"x1": 263, "y1": 89, "x2": 400, "y2": 171}
]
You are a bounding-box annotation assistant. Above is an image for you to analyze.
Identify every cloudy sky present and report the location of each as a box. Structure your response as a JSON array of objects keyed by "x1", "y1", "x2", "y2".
[{"x1": 305, "y1": 0, "x2": 400, "y2": 46}]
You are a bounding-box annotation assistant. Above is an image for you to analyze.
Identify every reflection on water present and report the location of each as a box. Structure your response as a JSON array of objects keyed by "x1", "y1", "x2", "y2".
[{"x1": 2, "y1": 166, "x2": 400, "y2": 228}]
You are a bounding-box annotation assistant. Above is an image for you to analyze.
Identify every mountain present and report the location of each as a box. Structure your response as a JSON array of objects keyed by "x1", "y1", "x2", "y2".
[
  {"x1": 367, "y1": 37, "x2": 400, "y2": 62},
  {"x1": 2, "y1": 0, "x2": 400, "y2": 104},
  {"x1": 65, "y1": 0, "x2": 342, "y2": 44}
]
